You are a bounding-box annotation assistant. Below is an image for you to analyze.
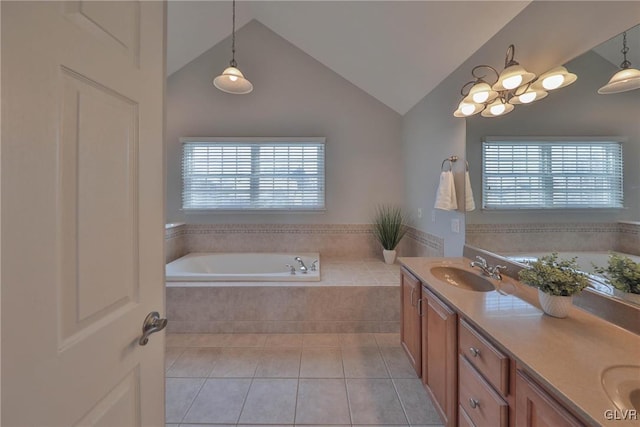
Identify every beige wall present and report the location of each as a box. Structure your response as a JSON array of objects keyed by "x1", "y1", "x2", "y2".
[
  {"x1": 402, "y1": 1, "x2": 640, "y2": 256},
  {"x1": 166, "y1": 20, "x2": 403, "y2": 224}
]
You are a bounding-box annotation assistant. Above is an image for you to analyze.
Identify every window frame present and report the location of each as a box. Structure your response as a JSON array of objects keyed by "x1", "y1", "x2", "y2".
[
  {"x1": 180, "y1": 137, "x2": 326, "y2": 213},
  {"x1": 481, "y1": 136, "x2": 626, "y2": 211}
]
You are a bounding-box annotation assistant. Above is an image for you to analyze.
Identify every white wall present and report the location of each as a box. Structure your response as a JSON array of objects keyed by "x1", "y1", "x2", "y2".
[
  {"x1": 466, "y1": 50, "x2": 640, "y2": 225},
  {"x1": 402, "y1": 1, "x2": 640, "y2": 256},
  {"x1": 166, "y1": 20, "x2": 403, "y2": 224}
]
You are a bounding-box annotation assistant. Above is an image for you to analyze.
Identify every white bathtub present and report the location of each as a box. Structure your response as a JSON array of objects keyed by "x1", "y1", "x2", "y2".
[
  {"x1": 504, "y1": 251, "x2": 640, "y2": 275},
  {"x1": 165, "y1": 252, "x2": 320, "y2": 282}
]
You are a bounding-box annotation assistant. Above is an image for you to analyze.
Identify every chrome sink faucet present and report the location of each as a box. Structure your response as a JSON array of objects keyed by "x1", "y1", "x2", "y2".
[
  {"x1": 470, "y1": 256, "x2": 507, "y2": 280},
  {"x1": 294, "y1": 256, "x2": 308, "y2": 273}
]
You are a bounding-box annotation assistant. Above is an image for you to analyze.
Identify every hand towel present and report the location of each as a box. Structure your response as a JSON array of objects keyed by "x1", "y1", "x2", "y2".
[
  {"x1": 434, "y1": 171, "x2": 458, "y2": 210},
  {"x1": 465, "y1": 170, "x2": 476, "y2": 211}
]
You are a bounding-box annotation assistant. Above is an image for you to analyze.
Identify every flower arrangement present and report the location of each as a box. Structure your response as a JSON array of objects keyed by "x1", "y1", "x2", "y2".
[
  {"x1": 372, "y1": 205, "x2": 407, "y2": 250},
  {"x1": 593, "y1": 253, "x2": 640, "y2": 295},
  {"x1": 518, "y1": 253, "x2": 590, "y2": 296}
]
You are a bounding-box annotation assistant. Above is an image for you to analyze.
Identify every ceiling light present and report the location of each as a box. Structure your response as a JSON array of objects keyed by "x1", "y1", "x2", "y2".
[
  {"x1": 598, "y1": 31, "x2": 640, "y2": 94},
  {"x1": 213, "y1": 0, "x2": 253, "y2": 95},
  {"x1": 454, "y1": 45, "x2": 577, "y2": 118}
]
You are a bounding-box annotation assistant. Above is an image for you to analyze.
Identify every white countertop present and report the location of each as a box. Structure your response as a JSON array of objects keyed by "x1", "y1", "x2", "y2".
[{"x1": 399, "y1": 257, "x2": 640, "y2": 427}]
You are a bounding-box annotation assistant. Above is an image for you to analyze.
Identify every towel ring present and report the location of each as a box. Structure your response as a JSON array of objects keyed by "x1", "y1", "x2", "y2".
[{"x1": 441, "y1": 155, "x2": 459, "y2": 171}]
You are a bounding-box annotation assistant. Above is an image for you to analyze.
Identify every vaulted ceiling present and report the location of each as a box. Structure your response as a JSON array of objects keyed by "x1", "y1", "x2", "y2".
[{"x1": 167, "y1": 1, "x2": 531, "y2": 114}]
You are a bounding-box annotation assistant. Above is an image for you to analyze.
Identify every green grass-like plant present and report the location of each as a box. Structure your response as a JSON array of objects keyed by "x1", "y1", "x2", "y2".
[
  {"x1": 372, "y1": 205, "x2": 407, "y2": 250},
  {"x1": 593, "y1": 253, "x2": 640, "y2": 294},
  {"x1": 518, "y1": 253, "x2": 590, "y2": 297}
]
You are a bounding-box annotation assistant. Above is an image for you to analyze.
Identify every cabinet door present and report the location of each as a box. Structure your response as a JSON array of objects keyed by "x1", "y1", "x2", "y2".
[
  {"x1": 515, "y1": 370, "x2": 583, "y2": 427},
  {"x1": 423, "y1": 287, "x2": 458, "y2": 427},
  {"x1": 400, "y1": 268, "x2": 422, "y2": 376}
]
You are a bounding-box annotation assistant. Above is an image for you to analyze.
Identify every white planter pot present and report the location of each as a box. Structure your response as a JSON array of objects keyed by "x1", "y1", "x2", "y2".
[
  {"x1": 383, "y1": 249, "x2": 397, "y2": 265},
  {"x1": 538, "y1": 289, "x2": 573, "y2": 318}
]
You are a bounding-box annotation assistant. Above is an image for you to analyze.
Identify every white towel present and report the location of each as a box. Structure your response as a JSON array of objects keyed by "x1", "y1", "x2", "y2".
[
  {"x1": 434, "y1": 171, "x2": 458, "y2": 210},
  {"x1": 465, "y1": 171, "x2": 476, "y2": 211}
]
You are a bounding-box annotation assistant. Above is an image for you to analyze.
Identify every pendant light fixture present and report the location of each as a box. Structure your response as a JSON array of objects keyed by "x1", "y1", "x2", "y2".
[
  {"x1": 453, "y1": 44, "x2": 577, "y2": 118},
  {"x1": 598, "y1": 31, "x2": 640, "y2": 94},
  {"x1": 213, "y1": 0, "x2": 253, "y2": 94}
]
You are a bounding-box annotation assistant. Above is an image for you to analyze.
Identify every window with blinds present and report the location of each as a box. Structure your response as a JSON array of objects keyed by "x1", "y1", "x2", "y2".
[
  {"x1": 482, "y1": 138, "x2": 624, "y2": 209},
  {"x1": 181, "y1": 138, "x2": 325, "y2": 210}
]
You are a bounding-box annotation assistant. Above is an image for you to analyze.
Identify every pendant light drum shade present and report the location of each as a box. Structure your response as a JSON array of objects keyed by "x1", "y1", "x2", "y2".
[{"x1": 214, "y1": 66, "x2": 253, "y2": 94}]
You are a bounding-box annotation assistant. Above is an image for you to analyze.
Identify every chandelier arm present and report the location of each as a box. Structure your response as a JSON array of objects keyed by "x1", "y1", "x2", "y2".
[
  {"x1": 460, "y1": 81, "x2": 476, "y2": 97},
  {"x1": 471, "y1": 65, "x2": 499, "y2": 83},
  {"x1": 504, "y1": 44, "x2": 519, "y2": 67}
]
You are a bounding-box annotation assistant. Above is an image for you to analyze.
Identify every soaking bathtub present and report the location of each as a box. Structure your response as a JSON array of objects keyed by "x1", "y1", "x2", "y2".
[{"x1": 165, "y1": 252, "x2": 320, "y2": 282}]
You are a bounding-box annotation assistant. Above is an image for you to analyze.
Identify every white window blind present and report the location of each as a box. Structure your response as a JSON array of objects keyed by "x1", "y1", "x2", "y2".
[
  {"x1": 181, "y1": 138, "x2": 325, "y2": 210},
  {"x1": 482, "y1": 138, "x2": 624, "y2": 209}
]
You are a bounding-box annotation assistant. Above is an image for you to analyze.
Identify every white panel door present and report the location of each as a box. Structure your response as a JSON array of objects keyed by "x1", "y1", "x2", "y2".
[{"x1": 1, "y1": 1, "x2": 166, "y2": 426}]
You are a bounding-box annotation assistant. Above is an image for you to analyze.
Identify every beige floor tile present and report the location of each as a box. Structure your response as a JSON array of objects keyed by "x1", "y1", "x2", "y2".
[
  {"x1": 346, "y1": 378, "x2": 408, "y2": 425},
  {"x1": 255, "y1": 348, "x2": 301, "y2": 378},
  {"x1": 166, "y1": 348, "x2": 222, "y2": 378},
  {"x1": 165, "y1": 347, "x2": 185, "y2": 371},
  {"x1": 374, "y1": 333, "x2": 401, "y2": 347},
  {"x1": 342, "y1": 347, "x2": 389, "y2": 378},
  {"x1": 295, "y1": 379, "x2": 351, "y2": 425},
  {"x1": 300, "y1": 348, "x2": 344, "y2": 378},
  {"x1": 238, "y1": 379, "x2": 298, "y2": 424},
  {"x1": 265, "y1": 333, "x2": 304, "y2": 347},
  {"x1": 165, "y1": 378, "x2": 204, "y2": 423},
  {"x1": 302, "y1": 333, "x2": 340, "y2": 347},
  {"x1": 209, "y1": 347, "x2": 262, "y2": 378},
  {"x1": 180, "y1": 425, "x2": 235, "y2": 427},
  {"x1": 380, "y1": 347, "x2": 419, "y2": 379},
  {"x1": 339, "y1": 333, "x2": 378, "y2": 347},
  {"x1": 226, "y1": 333, "x2": 268, "y2": 347},
  {"x1": 393, "y1": 378, "x2": 442, "y2": 425},
  {"x1": 182, "y1": 379, "x2": 251, "y2": 424}
]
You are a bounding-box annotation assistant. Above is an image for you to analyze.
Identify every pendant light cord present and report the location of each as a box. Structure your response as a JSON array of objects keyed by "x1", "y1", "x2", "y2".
[
  {"x1": 229, "y1": 0, "x2": 237, "y2": 67},
  {"x1": 620, "y1": 32, "x2": 631, "y2": 69}
]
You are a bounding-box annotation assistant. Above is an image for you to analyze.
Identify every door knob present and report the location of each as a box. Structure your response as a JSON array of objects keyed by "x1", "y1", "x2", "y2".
[{"x1": 139, "y1": 311, "x2": 167, "y2": 346}]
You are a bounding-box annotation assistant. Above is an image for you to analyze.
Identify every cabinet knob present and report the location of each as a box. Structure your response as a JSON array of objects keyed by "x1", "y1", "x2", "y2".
[
  {"x1": 469, "y1": 347, "x2": 480, "y2": 357},
  {"x1": 469, "y1": 398, "x2": 480, "y2": 409}
]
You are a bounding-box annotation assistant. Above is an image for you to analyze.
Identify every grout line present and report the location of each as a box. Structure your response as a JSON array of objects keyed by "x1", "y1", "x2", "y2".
[{"x1": 177, "y1": 376, "x2": 207, "y2": 425}]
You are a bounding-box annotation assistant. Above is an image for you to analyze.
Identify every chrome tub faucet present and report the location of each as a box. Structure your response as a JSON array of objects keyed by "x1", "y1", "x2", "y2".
[{"x1": 294, "y1": 256, "x2": 308, "y2": 273}]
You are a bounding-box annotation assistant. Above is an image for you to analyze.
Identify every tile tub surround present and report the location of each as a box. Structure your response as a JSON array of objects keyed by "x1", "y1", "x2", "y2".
[
  {"x1": 165, "y1": 332, "x2": 444, "y2": 426},
  {"x1": 164, "y1": 223, "x2": 444, "y2": 263},
  {"x1": 166, "y1": 259, "x2": 402, "y2": 334},
  {"x1": 465, "y1": 222, "x2": 623, "y2": 254}
]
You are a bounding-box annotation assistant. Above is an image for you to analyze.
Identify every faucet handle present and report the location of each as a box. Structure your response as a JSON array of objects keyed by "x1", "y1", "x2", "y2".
[
  {"x1": 475, "y1": 256, "x2": 487, "y2": 266},
  {"x1": 310, "y1": 260, "x2": 318, "y2": 271},
  {"x1": 285, "y1": 264, "x2": 296, "y2": 275}
]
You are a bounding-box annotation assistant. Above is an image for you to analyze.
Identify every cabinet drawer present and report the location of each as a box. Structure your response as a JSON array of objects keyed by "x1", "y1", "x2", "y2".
[
  {"x1": 459, "y1": 355, "x2": 509, "y2": 427},
  {"x1": 459, "y1": 318, "x2": 509, "y2": 395},
  {"x1": 459, "y1": 405, "x2": 476, "y2": 427}
]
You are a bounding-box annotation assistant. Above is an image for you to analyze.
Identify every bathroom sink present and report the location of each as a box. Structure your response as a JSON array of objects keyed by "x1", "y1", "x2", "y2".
[
  {"x1": 602, "y1": 365, "x2": 640, "y2": 411},
  {"x1": 430, "y1": 266, "x2": 495, "y2": 292}
]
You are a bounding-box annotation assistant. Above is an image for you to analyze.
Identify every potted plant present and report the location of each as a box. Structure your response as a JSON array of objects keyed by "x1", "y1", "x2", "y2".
[
  {"x1": 372, "y1": 205, "x2": 408, "y2": 264},
  {"x1": 518, "y1": 253, "x2": 590, "y2": 318},
  {"x1": 593, "y1": 253, "x2": 640, "y2": 304}
]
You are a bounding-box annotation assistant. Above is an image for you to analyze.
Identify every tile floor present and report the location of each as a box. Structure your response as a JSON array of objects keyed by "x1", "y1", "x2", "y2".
[{"x1": 166, "y1": 333, "x2": 443, "y2": 427}]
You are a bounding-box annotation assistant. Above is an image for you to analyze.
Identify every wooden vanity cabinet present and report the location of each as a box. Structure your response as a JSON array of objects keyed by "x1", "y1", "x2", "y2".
[
  {"x1": 515, "y1": 369, "x2": 583, "y2": 427},
  {"x1": 400, "y1": 267, "x2": 422, "y2": 376},
  {"x1": 422, "y1": 286, "x2": 458, "y2": 427}
]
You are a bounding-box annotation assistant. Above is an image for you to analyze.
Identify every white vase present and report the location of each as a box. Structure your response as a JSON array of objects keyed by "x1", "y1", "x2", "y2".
[
  {"x1": 538, "y1": 289, "x2": 573, "y2": 318},
  {"x1": 383, "y1": 249, "x2": 397, "y2": 264}
]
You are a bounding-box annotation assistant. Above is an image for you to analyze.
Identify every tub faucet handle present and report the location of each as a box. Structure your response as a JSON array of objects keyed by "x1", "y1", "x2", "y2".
[
  {"x1": 310, "y1": 260, "x2": 318, "y2": 271},
  {"x1": 285, "y1": 264, "x2": 296, "y2": 275}
]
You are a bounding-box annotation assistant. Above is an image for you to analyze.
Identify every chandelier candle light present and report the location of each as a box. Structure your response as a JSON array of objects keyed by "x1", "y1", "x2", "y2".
[
  {"x1": 454, "y1": 45, "x2": 576, "y2": 118},
  {"x1": 213, "y1": 0, "x2": 253, "y2": 94}
]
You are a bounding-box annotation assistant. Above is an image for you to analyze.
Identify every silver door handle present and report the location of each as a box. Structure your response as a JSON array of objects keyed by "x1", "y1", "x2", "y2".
[{"x1": 139, "y1": 311, "x2": 167, "y2": 346}]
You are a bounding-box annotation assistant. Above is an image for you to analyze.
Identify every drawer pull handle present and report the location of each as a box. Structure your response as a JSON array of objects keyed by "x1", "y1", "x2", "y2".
[
  {"x1": 469, "y1": 347, "x2": 480, "y2": 357},
  {"x1": 469, "y1": 398, "x2": 480, "y2": 409}
]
